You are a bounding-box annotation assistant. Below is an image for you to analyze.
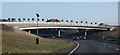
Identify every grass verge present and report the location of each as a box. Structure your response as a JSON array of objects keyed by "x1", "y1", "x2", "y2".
[{"x1": 2, "y1": 28, "x2": 71, "y2": 53}]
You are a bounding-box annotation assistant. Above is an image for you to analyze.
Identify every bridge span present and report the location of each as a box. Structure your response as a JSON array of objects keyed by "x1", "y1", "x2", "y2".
[
  {"x1": 0, "y1": 22, "x2": 115, "y2": 31},
  {"x1": 0, "y1": 22, "x2": 116, "y2": 38}
]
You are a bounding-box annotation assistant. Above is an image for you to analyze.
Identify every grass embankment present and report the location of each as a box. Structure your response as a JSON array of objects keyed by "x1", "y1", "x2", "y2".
[
  {"x1": 1, "y1": 24, "x2": 71, "y2": 53},
  {"x1": 88, "y1": 27, "x2": 119, "y2": 38}
]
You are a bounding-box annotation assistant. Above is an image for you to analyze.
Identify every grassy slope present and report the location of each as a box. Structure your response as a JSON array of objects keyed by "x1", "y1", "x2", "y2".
[
  {"x1": 88, "y1": 27, "x2": 119, "y2": 38},
  {"x1": 2, "y1": 26, "x2": 71, "y2": 53}
]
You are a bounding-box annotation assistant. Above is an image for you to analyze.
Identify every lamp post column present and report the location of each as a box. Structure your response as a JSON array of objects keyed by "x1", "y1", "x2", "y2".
[{"x1": 36, "y1": 14, "x2": 40, "y2": 44}]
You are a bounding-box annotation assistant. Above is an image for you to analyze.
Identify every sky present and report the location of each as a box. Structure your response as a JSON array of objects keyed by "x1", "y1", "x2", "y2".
[
  {"x1": 1, "y1": 2, "x2": 119, "y2": 25},
  {"x1": 1, "y1": 0, "x2": 119, "y2": 2}
]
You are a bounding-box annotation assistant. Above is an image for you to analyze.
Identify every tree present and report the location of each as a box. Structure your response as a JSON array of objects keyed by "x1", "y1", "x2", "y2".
[
  {"x1": 95, "y1": 22, "x2": 97, "y2": 24},
  {"x1": 2, "y1": 19, "x2": 7, "y2": 22},
  {"x1": 61, "y1": 20, "x2": 63, "y2": 22},
  {"x1": 32, "y1": 18, "x2": 34, "y2": 21},
  {"x1": 81, "y1": 21, "x2": 83, "y2": 23},
  {"x1": 85, "y1": 21, "x2": 88, "y2": 24},
  {"x1": 27, "y1": 18, "x2": 30, "y2": 21},
  {"x1": 37, "y1": 19, "x2": 39, "y2": 21},
  {"x1": 91, "y1": 22, "x2": 93, "y2": 24},
  {"x1": 7, "y1": 18, "x2": 11, "y2": 22},
  {"x1": 76, "y1": 21, "x2": 78, "y2": 23},
  {"x1": 71, "y1": 20, "x2": 73, "y2": 22},
  {"x1": 23, "y1": 18, "x2": 26, "y2": 21},
  {"x1": 18, "y1": 18, "x2": 21, "y2": 22},
  {"x1": 12, "y1": 18, "x2": 16, "y2": 22},
  {"x1": 66, "y1": 20, "x2": 68, "y2": 22},
  {"x1": 42, "y1": 19, "x2": 44, "y2": 21}
]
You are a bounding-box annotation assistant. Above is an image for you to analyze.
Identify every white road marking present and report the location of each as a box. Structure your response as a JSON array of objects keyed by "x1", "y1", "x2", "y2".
[
  {"x1": 116, "y1": 48, "x2": 119, "y2": 51},
  {"x1": 68, "y1": 41, "x2": 79, "y2": 55},
  {"x1": 108, "y1": 46, "x2": 111, "y2": 47}
]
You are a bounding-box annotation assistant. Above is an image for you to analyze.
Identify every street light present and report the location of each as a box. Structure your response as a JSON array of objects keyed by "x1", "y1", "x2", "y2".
[{"x1": 36, "y1": 13, "x2": 40, "y2": 44}]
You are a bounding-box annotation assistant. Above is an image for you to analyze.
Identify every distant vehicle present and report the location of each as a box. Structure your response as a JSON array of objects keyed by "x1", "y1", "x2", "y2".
[
  {"x1": 46, "y1": 19, "x2": 60, "y2": 22},
  {"x1": 73, "y1": 36, "x2": 79, "y2": 40},
  {"x1": 84, "y1": 37, "x2": 87, "y2": 40},
  {"x1": 102, "y1": 36, "x2": 106, "y2": 40},
  {"x1": 80, "y1": 36, "x2": 87, "y2": 40},
  {"x1": 51, "y1": 36, "x2": 55, "y2": 39}
]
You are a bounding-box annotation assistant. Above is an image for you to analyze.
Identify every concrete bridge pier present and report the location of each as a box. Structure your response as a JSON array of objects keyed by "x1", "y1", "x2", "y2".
[
  {"x1": 54, "y1": 28, "x2": 61, "y2": 38},
  {"x1": 85, "y1": 31, "x2": 87, "y2": 36},
  {"x1": 84, "y1": 29, "x2": 88, "y2": 37},
  {"x1": 84, "y1": 29, "x2": 87, "y2": 39},
  {"x1": 28, "y1": 30, "x2": 31, "y2": 34},
  {"x1": 57, "y1": 30, "x2": 61, "y2": 38}
]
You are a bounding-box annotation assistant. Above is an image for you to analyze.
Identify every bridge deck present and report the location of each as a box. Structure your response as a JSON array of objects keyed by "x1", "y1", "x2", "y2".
[{"x1": 0, "y1": 22, "x2": 114, "y2": 31}]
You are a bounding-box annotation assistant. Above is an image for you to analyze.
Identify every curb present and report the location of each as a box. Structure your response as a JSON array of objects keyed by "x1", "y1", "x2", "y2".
[{"x1": 68, "y1": 41, "x2": 80, "y2": 55}]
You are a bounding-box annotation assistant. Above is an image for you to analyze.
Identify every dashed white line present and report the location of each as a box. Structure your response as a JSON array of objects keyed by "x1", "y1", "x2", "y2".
[
  {"x1": 108, "y1": 46, "x2": 111, "y2": 47},
  {"x1": 116, "y1": 48, "x2": 119, "y2": 51}
]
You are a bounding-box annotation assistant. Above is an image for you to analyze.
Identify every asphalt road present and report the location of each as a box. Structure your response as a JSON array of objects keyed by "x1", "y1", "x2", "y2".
[
  {"x1": 74, "y1": 40, "x2": 119, "y2": 53},
  {"x1": 60, "y1": 35, "x2": 119, "y2": 55}
]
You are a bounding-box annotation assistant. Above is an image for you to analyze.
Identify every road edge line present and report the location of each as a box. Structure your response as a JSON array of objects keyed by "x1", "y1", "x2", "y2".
[{"x1": 68, "y1": 41, "x2": 80, "y2": 55}]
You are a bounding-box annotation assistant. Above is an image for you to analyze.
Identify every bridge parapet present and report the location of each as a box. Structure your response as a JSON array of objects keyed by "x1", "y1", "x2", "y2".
[
  {"x1": 0, "y1": 22, "x2": 98, "y2": 26},
  {"x1": 0, "y1": 22, "x2": 113, "y2": 30}
]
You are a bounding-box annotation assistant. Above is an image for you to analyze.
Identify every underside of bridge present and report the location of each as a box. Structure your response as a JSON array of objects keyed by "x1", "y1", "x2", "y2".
[{"x1": 23, "y1": 28, "x2": 107, "y2": 39}]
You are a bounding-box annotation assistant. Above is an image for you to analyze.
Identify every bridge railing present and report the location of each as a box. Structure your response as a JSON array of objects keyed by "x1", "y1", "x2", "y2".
[{"x1": 0, "y1": 22, "x2": 108, "y2": 28}]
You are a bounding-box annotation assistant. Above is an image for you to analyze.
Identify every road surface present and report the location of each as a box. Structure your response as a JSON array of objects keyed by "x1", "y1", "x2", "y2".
[{"x1": 74, "y1": 40, "x2": 119, "y2": 53}]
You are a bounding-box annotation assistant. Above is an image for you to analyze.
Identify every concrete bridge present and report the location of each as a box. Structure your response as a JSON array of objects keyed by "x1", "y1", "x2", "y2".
[
  {"x1": 0, "y1": 22, "x2": 115, "y2": 37},
  {"x1": 0, "y1": 22, "x2": 114, "y2": 30}
]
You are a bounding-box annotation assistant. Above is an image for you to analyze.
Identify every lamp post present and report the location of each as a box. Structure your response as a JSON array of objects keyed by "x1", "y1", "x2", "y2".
[{"x1": 36, "y1": 14, "x2": 40, "y2": 44}]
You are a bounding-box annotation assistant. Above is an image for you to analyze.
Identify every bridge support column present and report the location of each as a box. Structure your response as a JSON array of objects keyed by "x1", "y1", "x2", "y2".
[
  {"x1": 58, "y1": 30, "x2": 61, "y2": 37},
  {"x1": 28, "y1": 30, "x2": 31, "y2": 34},
  {"x1": 85, "y1": 30, "x2": 87, "y2": 36}
]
